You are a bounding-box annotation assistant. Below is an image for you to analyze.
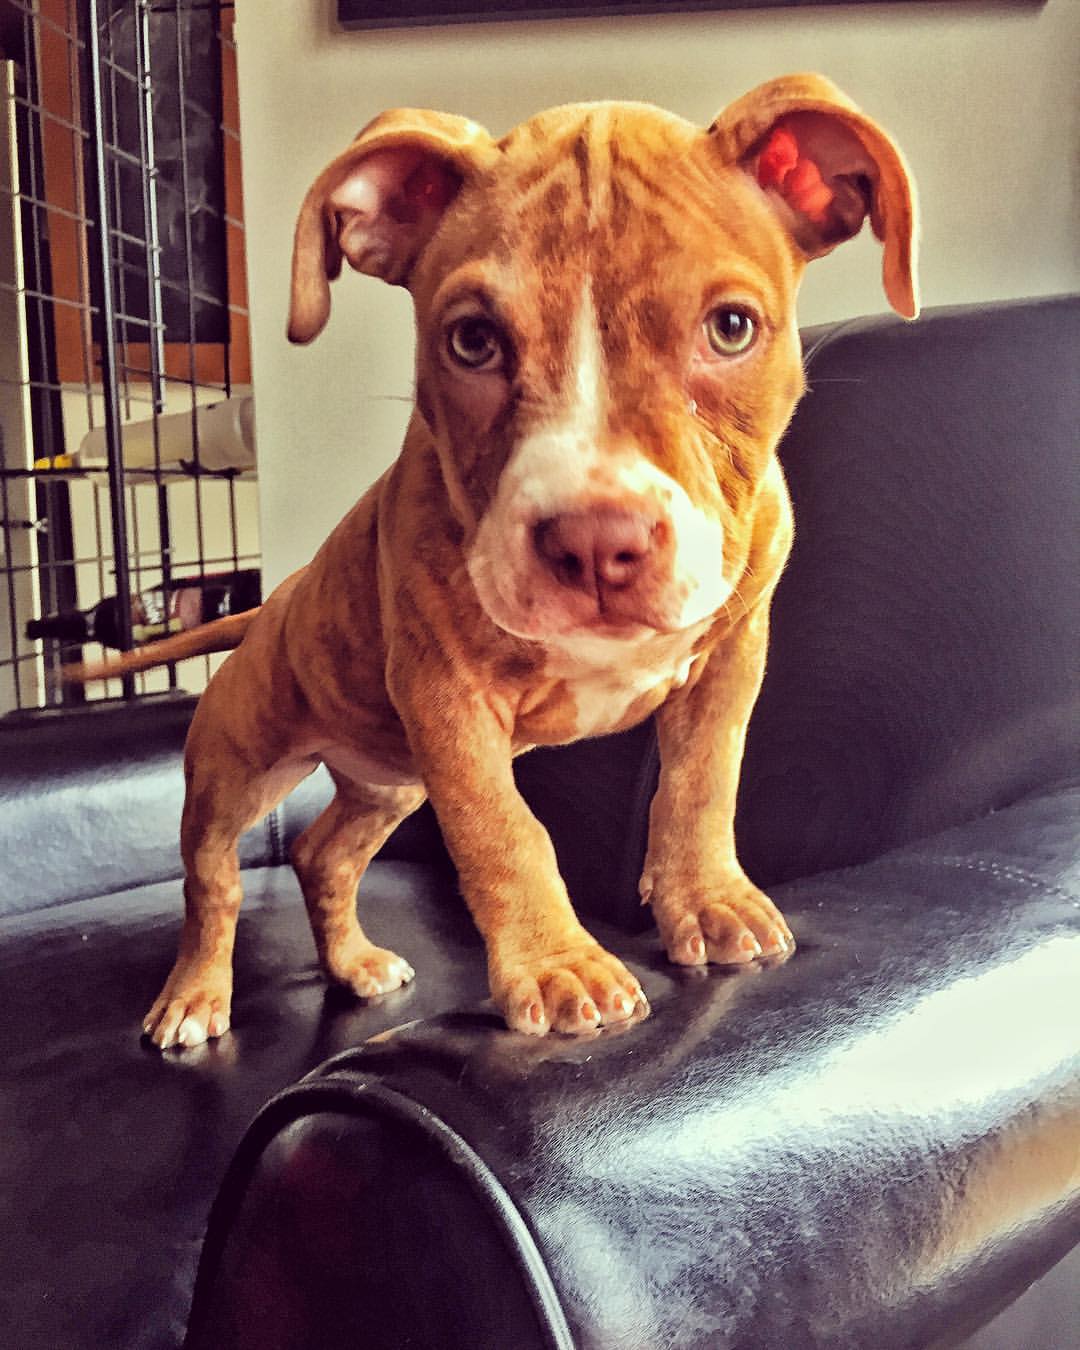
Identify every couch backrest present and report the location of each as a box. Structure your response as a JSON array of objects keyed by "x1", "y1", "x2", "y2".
[
  {"x1": 735, "y1": 295, "x2": 1080, "y2": 888},
  {"x1": 442, "y1": 297, "x2": 1080, "y2": 927}
]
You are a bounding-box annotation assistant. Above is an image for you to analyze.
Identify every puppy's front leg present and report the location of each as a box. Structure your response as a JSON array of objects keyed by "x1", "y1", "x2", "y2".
[
  {"x1": 641, "y1": 606, "x2": 795, "y2": 967},
  {"x1": 397, "y1": 682, "x2": 647, "y2": 1036}
]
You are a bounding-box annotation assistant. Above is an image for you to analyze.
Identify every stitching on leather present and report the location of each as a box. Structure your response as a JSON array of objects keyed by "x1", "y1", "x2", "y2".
[{"x1": 879, "y1": 853, "x2": 1078, "y2": 906}]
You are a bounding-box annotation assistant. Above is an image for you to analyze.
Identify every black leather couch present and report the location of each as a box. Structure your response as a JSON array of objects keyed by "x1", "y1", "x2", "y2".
[{"x1": 2, "y1": 297, "x2": 1077, "y2": 1350}]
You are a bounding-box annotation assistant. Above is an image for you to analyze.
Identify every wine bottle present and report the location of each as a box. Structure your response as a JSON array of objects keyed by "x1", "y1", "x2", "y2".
[{"x1": 26, "y1": 569, "x2": 261, "y2": 649}]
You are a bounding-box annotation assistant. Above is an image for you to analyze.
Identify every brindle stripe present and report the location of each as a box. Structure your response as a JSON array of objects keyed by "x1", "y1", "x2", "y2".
[
  {"x1": 718, "y1": 458, "x2": 744, "y2": 510},
  {"x1": 542, "y1": 179, "x2": 570, "y2": 220},
  {"x1": 631, "y1": 293, "x2": 679, "y2": 352},
  {"x1": 613, "y1": 201, "x2": 681, "y2": 252},
  {"x1": 609, "y1": 173, "x2": 633, "y2": 237},
  {"x1": 514, "y1": 126, "x2": 711, "y2": 265},
  {"x1": 513, "y1": 157, "x2": 577, "y2": 208},
  {"x1": 512, "y1": 158, "x2": 557, "y2": 194},
  {"x1": 607, "y1": 149, "x2": 721, "y2": 236},
  {"x1": 571, "y1": 126, "x2": 592, "y2": 215}
]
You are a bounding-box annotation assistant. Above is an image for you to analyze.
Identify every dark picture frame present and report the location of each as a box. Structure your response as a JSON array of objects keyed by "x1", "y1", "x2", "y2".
[{"x1": 339, "y1": 0, "x2": 958, "y2": 29}]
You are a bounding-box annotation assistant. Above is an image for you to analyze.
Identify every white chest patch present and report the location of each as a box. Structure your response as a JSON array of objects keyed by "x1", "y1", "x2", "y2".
[{"x1": 543, "y1": 626, "x2": 705, "y2": 740}]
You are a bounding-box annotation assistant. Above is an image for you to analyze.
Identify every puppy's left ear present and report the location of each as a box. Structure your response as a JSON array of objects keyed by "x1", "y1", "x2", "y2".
[{"x1": 710, "y1": 74, "x2": 919, "y2": 319}]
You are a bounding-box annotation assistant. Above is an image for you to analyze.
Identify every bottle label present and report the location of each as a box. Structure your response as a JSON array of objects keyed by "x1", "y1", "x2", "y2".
[{"x1": 132, "y1": 617, "x2": 184, "y2": 642}]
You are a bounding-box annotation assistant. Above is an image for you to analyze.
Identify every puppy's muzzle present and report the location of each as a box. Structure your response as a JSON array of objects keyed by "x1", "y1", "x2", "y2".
[{"x1": 533, "y1": 508, "x2": 664, "y2": 602}]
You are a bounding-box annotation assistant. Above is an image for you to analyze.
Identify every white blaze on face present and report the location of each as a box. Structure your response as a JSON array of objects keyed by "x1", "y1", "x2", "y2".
[
  {"x1": 467, "y1": 278, "x2": 731, "y2": 642},
  {"x1": 513, "y1": 279, "x2": 606, "y2": 519}
]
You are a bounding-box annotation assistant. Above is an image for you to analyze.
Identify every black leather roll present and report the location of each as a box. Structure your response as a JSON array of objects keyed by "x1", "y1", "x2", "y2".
[{"x1": 185, "y1": 1085, "x2": 572, "y2": 1350}]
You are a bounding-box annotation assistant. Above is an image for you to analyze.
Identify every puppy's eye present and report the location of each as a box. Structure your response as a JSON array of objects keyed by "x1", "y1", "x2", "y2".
[
  {"x1": 704, "y1": 307, "x2": 756, "y2": 357},
  {"x1": 445, "y1": 316, "x2": 504, "y2": 371}
]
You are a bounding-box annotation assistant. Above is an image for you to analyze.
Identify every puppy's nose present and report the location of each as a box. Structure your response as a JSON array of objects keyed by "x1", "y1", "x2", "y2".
[{"x1": 533, "y1": 509, "x2": 656, "y2": 595}]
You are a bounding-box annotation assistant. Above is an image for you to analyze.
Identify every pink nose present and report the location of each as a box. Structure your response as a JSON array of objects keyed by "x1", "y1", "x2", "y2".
[{"x1": 533, "y1": 509, "x2": 657, "y2": 596}]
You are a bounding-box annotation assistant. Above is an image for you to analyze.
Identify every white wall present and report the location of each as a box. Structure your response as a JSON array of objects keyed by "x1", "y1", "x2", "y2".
[{"x1": 234, "y1": 0, "x2": 1080, "y2": 586}]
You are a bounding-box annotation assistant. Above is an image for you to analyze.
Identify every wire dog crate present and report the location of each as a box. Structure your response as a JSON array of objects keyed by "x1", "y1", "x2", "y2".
[{"x1": 0, "y1": 0, "x2": 258, "y2": 717}]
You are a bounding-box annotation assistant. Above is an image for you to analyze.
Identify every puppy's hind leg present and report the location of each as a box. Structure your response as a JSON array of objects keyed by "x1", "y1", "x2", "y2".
[
  {"x1": 290, "y1": 776, "x2": 427, "y2": 1000},
  {"x1": 144, "y1": 753, "x2": 317, "y2": 1050}
]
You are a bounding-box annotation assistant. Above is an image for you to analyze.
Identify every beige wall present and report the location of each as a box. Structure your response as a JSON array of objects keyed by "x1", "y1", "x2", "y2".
[{"x1": 235, "y1": 0, "x2": 1080, "y2": 587}]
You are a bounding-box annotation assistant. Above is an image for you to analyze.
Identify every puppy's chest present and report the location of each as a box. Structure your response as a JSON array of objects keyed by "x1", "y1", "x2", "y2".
[{"x1": 515, "y1": 632, "x2": 705, "y2": 745}]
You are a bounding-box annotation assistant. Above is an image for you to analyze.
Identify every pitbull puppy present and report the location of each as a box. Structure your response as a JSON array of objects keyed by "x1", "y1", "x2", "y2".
[{"x1": 76, "y1": 74, "x2": 917, "y2": 1048}]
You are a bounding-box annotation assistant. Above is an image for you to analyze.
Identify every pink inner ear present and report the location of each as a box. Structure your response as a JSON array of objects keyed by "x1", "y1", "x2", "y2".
[
  {"x1": 330, "y1": 147, "x2": 457, "y2": 216},
  {"x1": 330, "y1": 148, "x2": 462, "y2": 237},
  {"x1": 402, "y1": 158, "x2": 460, "y2": 213},
  {"x1": 757, "y1": 125, "x2": 835, "y2": 227}
]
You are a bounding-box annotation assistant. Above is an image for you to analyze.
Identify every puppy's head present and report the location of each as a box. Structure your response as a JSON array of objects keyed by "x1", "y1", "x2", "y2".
[{"x1": 290, "y1": 75, "x2": 917, "y2": 642}]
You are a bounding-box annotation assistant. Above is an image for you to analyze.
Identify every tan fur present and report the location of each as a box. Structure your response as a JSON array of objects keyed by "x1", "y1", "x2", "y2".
[{"x1": 76, "y1": 76, "x2": 917, "y2": 1048}]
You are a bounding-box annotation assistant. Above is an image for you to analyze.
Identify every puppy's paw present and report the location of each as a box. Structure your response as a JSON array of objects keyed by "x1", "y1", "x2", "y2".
[
  {"x1": 143, "y1": 966, "x2": 232, "y2": 1051},
  {"x1": 494, "y1": 943, "x2": 649, "y2": 1037},
  {"x1": 324, "y1": 939, "x2": 415, "y2": 1000},
  {"x1": 647, "y1": 871, "x2": 795, "y2": 968}
]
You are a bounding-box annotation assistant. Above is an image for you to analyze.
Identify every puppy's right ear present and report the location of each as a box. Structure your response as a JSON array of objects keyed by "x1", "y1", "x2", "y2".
[{"x1": 288, "y1": 110, "x2": 494, "y2": 344}]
